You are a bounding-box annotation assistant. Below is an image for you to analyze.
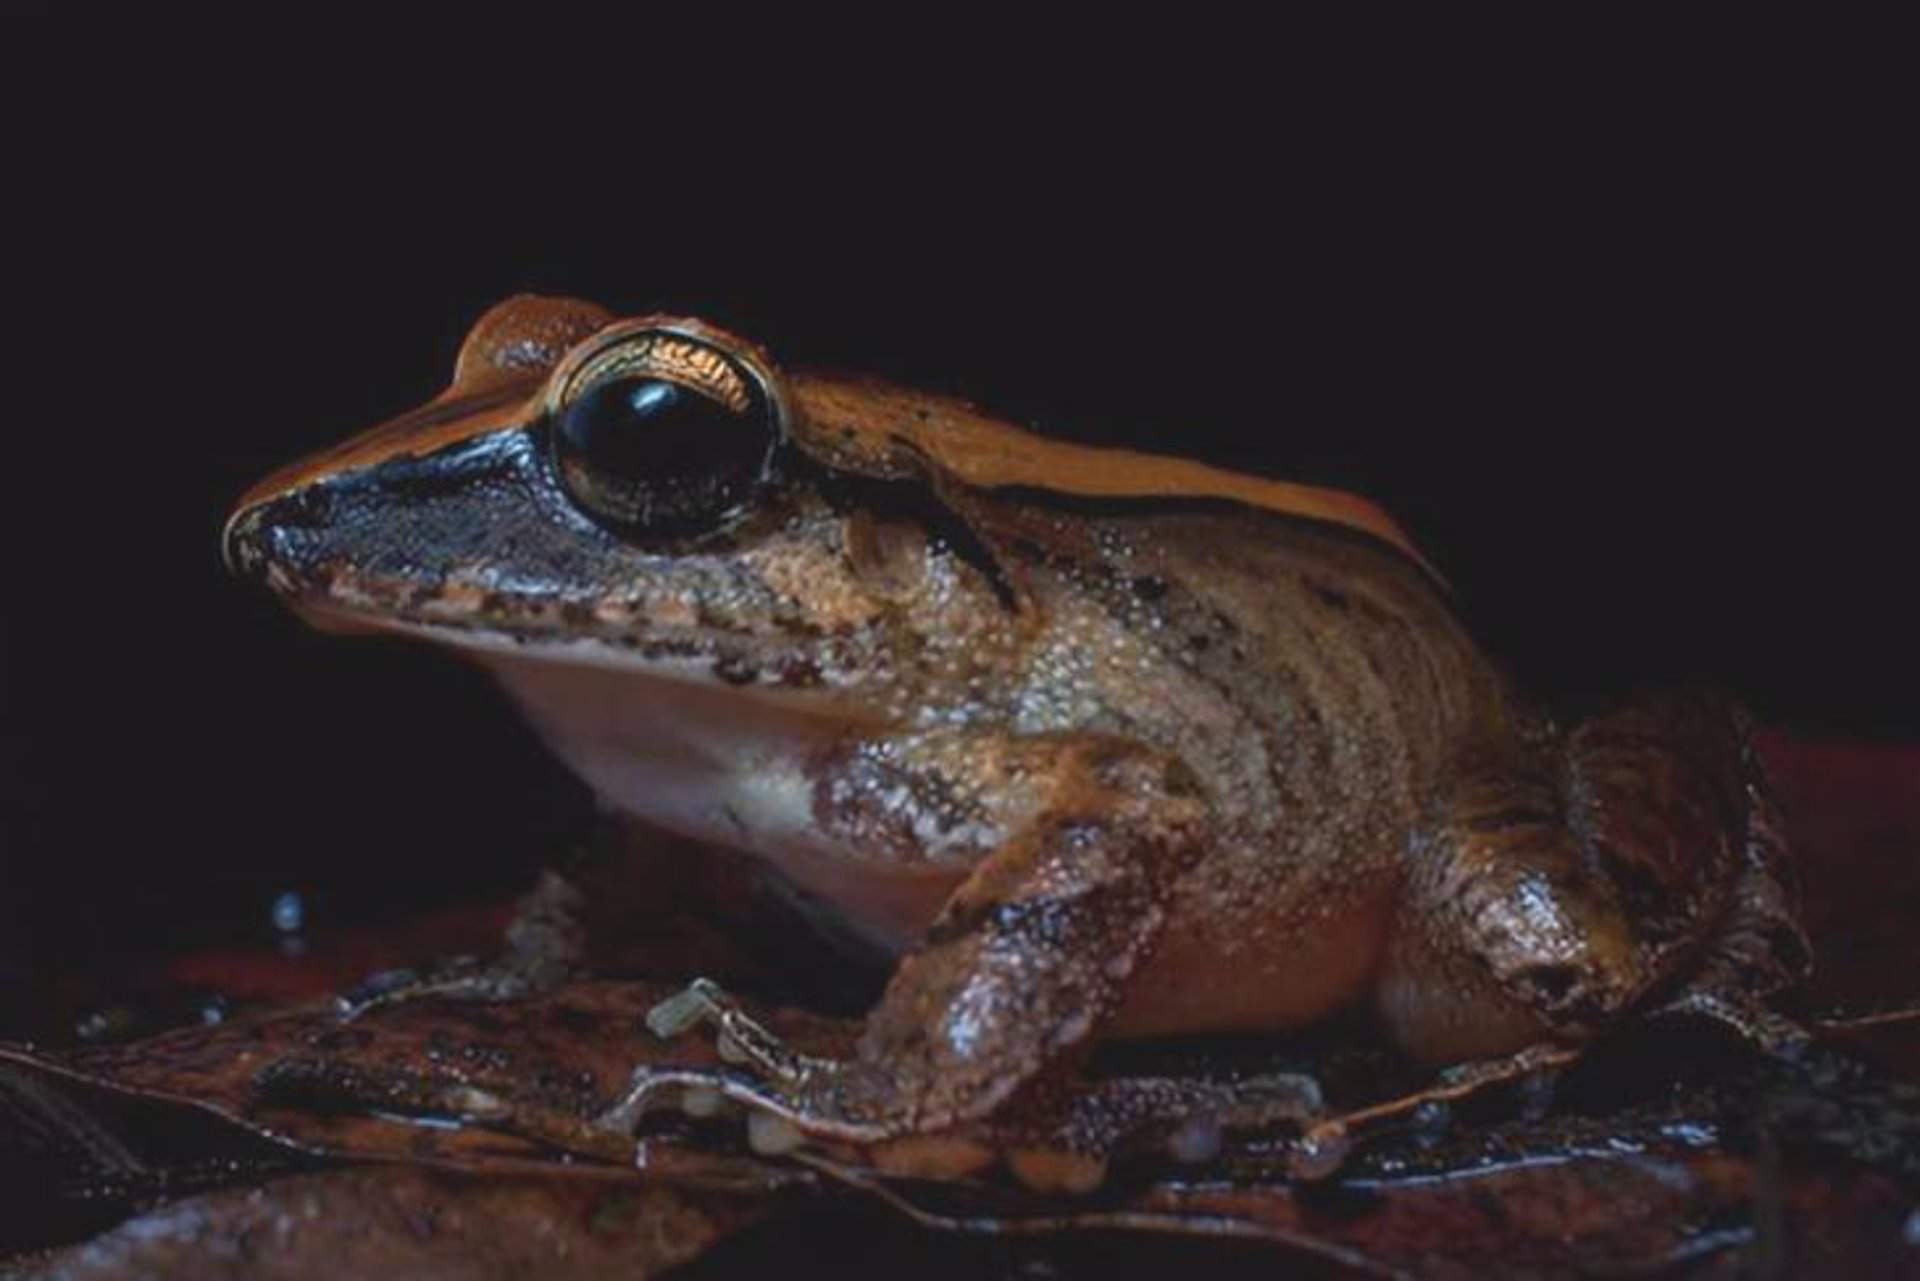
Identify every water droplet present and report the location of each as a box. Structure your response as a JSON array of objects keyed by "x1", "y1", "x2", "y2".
[
  {"x1": 746, "y1": 1111, "x2": 805, "y2": 1156},
  {"x1": 1166, "y1": 1113, "x2": 1223, "y2": 1164},
  {"x1": 1288, "y1": 1125, "x2": 1352, "y2": 1180},
  {"x1": 270, "y1": 890, "x2": 304, "y2": 934},
  {"x1": 1411, "y1": 1098, "x2": 1451, "y2": 1148}
]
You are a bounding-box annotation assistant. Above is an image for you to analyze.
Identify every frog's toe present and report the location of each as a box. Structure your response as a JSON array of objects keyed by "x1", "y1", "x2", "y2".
[
  {"x1": 1220, "y1": 1070, "x2": 1324, "y2": 1125},
  {"x1": 333, "y1": 955, "x2": 538, "y2": 1020},
  {"x1": 746, "y1": 1111, "x2": 808, "y2": 1156},
  {"x1": 1287, "y1": 1124, "x2": 1356, "y2": 1180},
  {"x1": 1157, "y1": 1070, "x2": 1325, "y2": 1150},
  {"x1": 643, "y1": 977, "x2": 826, "y2": 1085},
  {"x1": 643, "y1": 977, "x2": 729, "y2": 1039}
]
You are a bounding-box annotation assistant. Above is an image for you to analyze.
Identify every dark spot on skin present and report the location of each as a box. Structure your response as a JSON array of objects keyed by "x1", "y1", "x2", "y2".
[
  {"x1": 1131, "y1": 575, "x2": 1168, "y2": 603},
  {"x1": 926, "y1": 529, "x2": 1019, "y2": 613},
  {"x1": 1520, "y1": 963, "x2": 1580, "y2": 1003},
  {"x1": 1188, "y1": 633, "x2": 1211, "y2": 653},
  {"x1": 815, "y1": 466, "x2": 1019, "y2": 612},
  {"x1": 985, "y1": 896, "x2": 1080, "y2": 947},
  {"x1": 777, "y1": 657, "x2": 823, "y2": 687},
  {"x1": 1305, "y1": 577, "x2": 1350, "y2": 611},
  {"x1": 1596, "y1": 847, "x2": 1683, "y2": 932},
  {"x1": 559, "y1": 600, "x2": 596, "y2": 628},
  {"x1": 277, "y1": 484, "x2": 334, "y2": 529},
  {"x1": 1762, "y1": 923, "x2": 1813, "y2": 979},
  {"x1": 713, "y1": 655, "x2": 758, "y2": 686},
  {"x1": 772, "y1": 614, "x2": 825, "y2": 638},
  {"x1": 1468, "y1": 805, "x2": 1557, "y2": 834},
  {"x1": 926, "y1": 894, "x2": 1079, "y2": 949},
  {"x1": 460, "y1": 1043, "x2": 513, "y2": 1071},
  {"x1": 694, "y1": 602, "x2": 748, "y2": 633}
]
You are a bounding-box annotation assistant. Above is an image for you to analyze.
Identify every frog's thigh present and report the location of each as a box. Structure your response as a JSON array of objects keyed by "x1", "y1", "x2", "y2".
[
  {"x1": 822, "y1": 738, "x2": 1210, "y2": 1134},
  {"x1": 1380, "y1": 694, "x2": 1773, "y2": 1064}
]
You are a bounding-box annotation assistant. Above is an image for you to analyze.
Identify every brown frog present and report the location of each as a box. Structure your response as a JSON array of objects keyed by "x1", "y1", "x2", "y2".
[{"x1": 224, "y1": 295, "x2": 1809, "y2": 1174}]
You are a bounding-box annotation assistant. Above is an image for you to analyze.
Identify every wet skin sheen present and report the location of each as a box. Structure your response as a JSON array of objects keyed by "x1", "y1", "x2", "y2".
[{"x1": 226, "y1": 296, "x2": 1809, "y2": 1144}]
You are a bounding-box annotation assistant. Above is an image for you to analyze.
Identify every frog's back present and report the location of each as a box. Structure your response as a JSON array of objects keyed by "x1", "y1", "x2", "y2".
[{"x1": 977, "y1": 498, "x2": 1511, "y2": 1036}]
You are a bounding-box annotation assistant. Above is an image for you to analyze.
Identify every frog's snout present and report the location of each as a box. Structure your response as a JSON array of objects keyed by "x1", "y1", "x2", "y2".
[
  {"x1": 222, "y1": 504, "x2": 268, "y2": 578},
  {"x1": 222, "y1": 485, "x2": 333, "y2": 581}
]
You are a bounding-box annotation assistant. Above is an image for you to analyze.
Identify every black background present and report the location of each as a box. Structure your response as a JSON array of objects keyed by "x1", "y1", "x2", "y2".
[{"x1": 2, "y1": 47, "x2": 1911, "y2": 1021}]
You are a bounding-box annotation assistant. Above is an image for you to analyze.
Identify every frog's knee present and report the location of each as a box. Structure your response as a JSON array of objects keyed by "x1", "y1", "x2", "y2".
[{"x1": 1386, "y1": 820, "x2": 1652, "y2": 1059}]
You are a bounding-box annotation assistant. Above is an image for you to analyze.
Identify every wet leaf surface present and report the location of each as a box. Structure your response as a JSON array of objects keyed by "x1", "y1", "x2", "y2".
[
  {"x1": 6, "y1": 1166, "x2": 762, "y2": 1281},
  {"x1": 2, "y1": 732, "x2": 1916, "y2": 1278}
]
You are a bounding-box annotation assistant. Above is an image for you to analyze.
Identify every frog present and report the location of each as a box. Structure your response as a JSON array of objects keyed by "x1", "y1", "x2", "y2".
[{"x1": 223, "y1": 294, "x2": 1810, "y2": 1179}]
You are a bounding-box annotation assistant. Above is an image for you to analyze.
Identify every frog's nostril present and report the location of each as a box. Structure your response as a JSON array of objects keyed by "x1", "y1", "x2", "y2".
[{"x1": 264, "y1": 485, "x2": 334, "y2": 530}]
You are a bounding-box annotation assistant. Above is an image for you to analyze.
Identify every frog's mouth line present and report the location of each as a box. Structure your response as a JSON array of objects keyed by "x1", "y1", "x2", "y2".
[{"x1": 281, "y1": 591, "x2": 876, "y2": 709}]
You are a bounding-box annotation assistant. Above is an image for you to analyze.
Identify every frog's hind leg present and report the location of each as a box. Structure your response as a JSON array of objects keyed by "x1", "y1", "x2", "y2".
[
  {"x1": 332, "y1": 868, "x2": 590, "y2": 1018},
  {"x1": 1645, "y1": 717, "x2": 1814, "y2": 1056},
  {"x1": 1379, "y1": 691, "x2": 1810, "y2": 1065}
]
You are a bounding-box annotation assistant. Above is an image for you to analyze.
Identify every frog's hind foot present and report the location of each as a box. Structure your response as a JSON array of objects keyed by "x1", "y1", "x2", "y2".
[
  {"x1": 1289, "y1": 1043, "x2": 1583, "y2": 1177},
  {"x1": 335, "y1": 952, "x2": 548, "y2": 1021},
  {"x1": 1648, "y1": 986, "x2": 1814, "y2": 1061},
  {"x1": 644, "y1": 977, "x2": 833, "y2": 1086},
  {"x1": 335, "y1": 871, "x2": 587, "y2": 1020}
]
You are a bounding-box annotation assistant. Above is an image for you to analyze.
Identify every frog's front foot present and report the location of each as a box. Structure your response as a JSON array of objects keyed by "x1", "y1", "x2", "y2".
[
  {"x1": 645, "y1": 979, "x2": 836, "y2": 1093},
  {"x1": 1650, "y1": 986, "x2": 1814, "y2": 1061},
  {"x1": 639, "y1": 977, "x2": 896, "y2": 1145},
  {"x1": 636, "y1": 978, "x2": 1339, "y2": 1182}
]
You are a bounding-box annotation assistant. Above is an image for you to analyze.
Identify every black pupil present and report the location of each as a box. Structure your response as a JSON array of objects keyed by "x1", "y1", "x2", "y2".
[{"x1": 553, "y1": 374, "x2": 770, "y2": 537}]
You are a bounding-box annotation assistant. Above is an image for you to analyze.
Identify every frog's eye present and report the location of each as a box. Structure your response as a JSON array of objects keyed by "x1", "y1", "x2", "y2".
[{"x1": 549, "y1": 331, "x2": 779, "y2": 540}]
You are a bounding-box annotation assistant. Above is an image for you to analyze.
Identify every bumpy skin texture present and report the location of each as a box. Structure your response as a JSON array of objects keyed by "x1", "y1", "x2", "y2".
[
  {"x1": 226, "y1": 296, "x2": 1811, "y2": 1145},
  {"x1": 1381, "y1": 694, "x2": 1809, "y2": 1062}
]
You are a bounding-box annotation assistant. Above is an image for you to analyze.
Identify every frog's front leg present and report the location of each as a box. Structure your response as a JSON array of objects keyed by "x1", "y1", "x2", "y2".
[
  {"x1": 1380, "y1": 692, "x2": 1810, "y2": 1064},
  {"x1": 644, "y1": 730, "x2": 1211, "y2": 1143}
]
